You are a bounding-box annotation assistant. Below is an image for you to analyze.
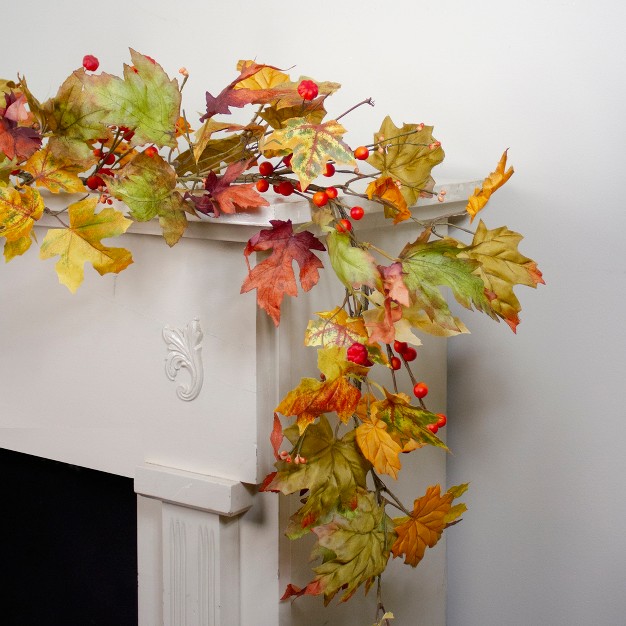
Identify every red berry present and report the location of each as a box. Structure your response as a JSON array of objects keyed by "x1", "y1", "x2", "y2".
[
  {"x1": 273, "y1": 184, "x2": 281, "y2": 193},
  {"x1": 297, "y1": 79, "x2": 319, "y2": 101},
  {"x1": 259, "y1": 161, "x2": 274, "y2": 176},
  {"x1": 347, "y1": 342, "x2": 368, "y2": 365},
  {"x1": 350, "y1": 206, "x2": 364, "y2": 220},
  {"x1": 427, "y1": 423, "x2": 439, "y2": 434},
  {"x1": 294, "y1": 181, "x2": 302, "y2": 192},
  {"x1": 413, "y1": 382, "x2": 429, "y2": 398},
  {"x1": 123, "y1": 129, "x2": 135, "y2": 141},
  {"x1": 82, "y1": 55, "x2": 99, "y2": 72},
  {"x1": 256, "y1": 179, "x2": 270, "y2": 192},
  {"x1": 93, "y1": 148, "x2": 103, "y2": 157},
  {"x1": 86, "y1": 175, "x2": 104, "y2": 190},
  {"x1": 393, "y1": 341, "x2": 408, "y2": 354},
  {"x1": 354, "y1": 146, "x2": 369, "y2": 160},
  {"x1": 403, "y1": 347, "x2": 417, "y2": 361},
  {"x1": 390, "y1": 356, "x2": 402, "y2": 371},
  {"x1": 144, "y1": 146, "x2": 158, "y2": 158},
  {"x1": 326, "y1": 186, "x2": 338, "y2": 199},
  {"x1": 323, "y1": 162, "x2": 335, "y2": 177},
  {"x1": 282, "y1": 154, "x2": 293, "y2": 168},
  {"x1": 312, "y1": 191, "x2": 329, "y2": 207},
  {"x1": 436, "y1": 413, "x2": 447, "y2": 428},
  {"x1": 104, "y1": 153, "x2": 116, "y2": 165},
  {"x1": 336, "y1": 218, "x2": 352, "y2": 233},
  {"x1": 278, "y1": 181, "x2": 294, "y2": 196}
]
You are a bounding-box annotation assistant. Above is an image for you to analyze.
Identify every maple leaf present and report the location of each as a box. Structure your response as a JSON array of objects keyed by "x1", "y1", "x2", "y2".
[
  {"x1": 282, "y1": 492, "x2": 394, "y2": 605},
  {"x1": 305, "y1": 306, "x2": 369, "y2": 349},
  {"x1": 190, "y1": 120, "x2": 262, "y2": 165},
  {"x1": 275, "y1": 346, "x2": 364, "y2": 432},
  {"x1": 0, "y1": 185, "x2": 44, "y2": 261},
  {"x1": 270, "y1": 413, "x2": 284, "y2": 460},
  {"x1": 241, "y1": 219, "x2": 325, "y2": 326},
  {"x1": 80, "y1": 49, "x2": 182, "y2": 147},
  {"x1": 3, "y1": 93, "x2": 31, "y2": 124},
  {"x1": 201, "y1": 61, "x2": 290, "y2": 121},
  {"x1": 0, "y1": 93, "x2": 42, "y2": 161},
  {"x1": 401, "y1": 290, "x2": 469, "y2": 337},
  {"x1": 305, "y1": 308, "x2": 387, "y2": 365},
  {"x1": 391, "y1": 484, "x2": 467, "y2": 567},
  {"x1": 362, "y1": 296, "x2": 403, "y2": 345},
  {"x1": 466, "y1": 150, "x2": 514, "y2": 222},
  {"x1": 21, "y1": 145, "x2": 86, "y2": 193},
  {"x1": 105, "y1": 152, "x2": 188, "y2": 246},
  {"x1": 356, "y1": 415, "x2": 403, "y2": 479},
  {"x1": 263, "y1": 416, "x2": 370, "y2": 533},
  {"x1": 259, "y1": 99, "x2": 327, "y2": 130},
  {"x1": 263, "y1": 117, "x2": 355, "y2": 190},
  {"x1": 380, "y1": 262, "x2": 410, "y2": 307},
  {"x1": 460, "y1": 220, "x2": 545, "y2": 331},
  {"x1": 371, "y1": 389, "x2": 447, "y2": 451},
  {"x1": 366, "y1": 176, "x2": 410, "y2": 223},
  {"x1": 41, "y1": 70, "x2": 109, "y2": 143},
  {"x1": 366, "y1": 116, "x2": 444, "y2": 207},
  {"x1": 326, "y1": 230, "x2": 380, "y2": 291},
  {"x1": 39, "y1": 198, "x2": 133, "y2": 292},
  {"x1": 197, "y1": 160, "x2": 269, "y2": 216},
  {"x1": 399, "y1": 237, "x2": 496, "y2": 320}
]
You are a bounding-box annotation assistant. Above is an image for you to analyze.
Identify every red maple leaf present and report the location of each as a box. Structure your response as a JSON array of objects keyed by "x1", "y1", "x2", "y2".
[
  {"x1": 0, "y1": 92, "x2": 41, "y2": 161},
  {"x1": 200, "y1": 62, "x2": 289, "y2": 121},
  {"x1": 241, "y1": 220, "x2": 325, "y2": 326},
  {"x1": 186, "y1": 160, "x2": 269, "y2": 216}
]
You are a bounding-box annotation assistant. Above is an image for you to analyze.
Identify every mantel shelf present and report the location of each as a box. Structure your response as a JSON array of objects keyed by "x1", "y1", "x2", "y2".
[{"x1": 37, "y1": 179, "x2": 479, "y2": 243}]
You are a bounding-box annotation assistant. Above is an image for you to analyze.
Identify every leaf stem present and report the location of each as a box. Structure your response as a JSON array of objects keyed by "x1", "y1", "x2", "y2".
[{"x1": 335, "y1": 97, "x2": 375, "y2": 122}]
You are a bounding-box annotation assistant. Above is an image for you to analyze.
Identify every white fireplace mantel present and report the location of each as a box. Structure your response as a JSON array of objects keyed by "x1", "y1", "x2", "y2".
[{"x1": 1, "y1": 181, "x2": 479, "y2": 625}]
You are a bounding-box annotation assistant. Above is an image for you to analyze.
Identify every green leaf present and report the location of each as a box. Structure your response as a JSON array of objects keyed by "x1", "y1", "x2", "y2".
[
  {"x1": 105, "y1": 152, "x2": 187, "y2": 246},
  {"x1": 263, "y1": 117, "x2": 355, "y2": 190},
  {"x1": 460, "y1": 220, "x2": 545, "y2": 332},
  {"x1": 327, "y1": 231, "x2": 380, "y2": 291},
  {"x1": 82, "y1": 49, "x2": 182, "y2": 148},
  {"x1": 310, "y1": 492, "x2": 394, "y2": 604},
  {"x1": 366, "y1": 116, "x2": 444, "y2": 206},
  {"x1": 41, "y1": 70, "x2": 109, "y2": 142},
  {"x1": 264, "y1": 416, "x2": 371, "y2": 536},
  {"x1": 399, "y1": 237, "x2": 496, "y2": 319}
]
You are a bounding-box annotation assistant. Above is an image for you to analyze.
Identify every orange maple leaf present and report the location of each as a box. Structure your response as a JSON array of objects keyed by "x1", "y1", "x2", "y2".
[
  {"x1": 466, "y1": 150, "x2": 514, "y2": 222},
  {"x1": 276, "y1": 374, "x2": 361, "y2": 433},
  {"x1": 241, "y1": 219, "x2": 325, "y2": 326},
  {"x1": 366, "y1": 176, "x2": 410, "y2": 224},
  {"x1": 391, "y1": 485, "x2": 453, "y2": 567}
]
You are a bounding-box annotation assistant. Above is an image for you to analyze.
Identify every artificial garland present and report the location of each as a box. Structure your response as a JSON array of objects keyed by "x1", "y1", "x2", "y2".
[{"x1": 0, "y1": 50, "x2": 544, "y2": 624}]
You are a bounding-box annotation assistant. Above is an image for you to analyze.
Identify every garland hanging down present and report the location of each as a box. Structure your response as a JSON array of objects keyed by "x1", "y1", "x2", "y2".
[{"x1": 0, "y1": 50, "x2": 544, "y2": 623}]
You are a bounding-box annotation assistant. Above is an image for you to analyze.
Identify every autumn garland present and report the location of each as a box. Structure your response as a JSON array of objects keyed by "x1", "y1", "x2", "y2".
[{"x1": 0, "y1": 50, "x2": 544, "y2": 622}]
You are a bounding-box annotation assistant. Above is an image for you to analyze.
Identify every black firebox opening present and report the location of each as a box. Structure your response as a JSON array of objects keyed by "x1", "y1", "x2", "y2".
[{"x1": 0, "y1": 447, "x2": 138, "y2": 626}]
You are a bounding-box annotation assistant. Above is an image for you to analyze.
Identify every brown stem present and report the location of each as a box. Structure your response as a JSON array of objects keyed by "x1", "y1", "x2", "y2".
[{"x1": 335, "y1": 97, "x2": 375, "y2": 121}]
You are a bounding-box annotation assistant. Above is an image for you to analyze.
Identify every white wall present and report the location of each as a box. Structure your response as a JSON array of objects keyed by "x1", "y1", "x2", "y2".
[{"x1": 3, "y1": 1, "x2": 625, "y2": 624}]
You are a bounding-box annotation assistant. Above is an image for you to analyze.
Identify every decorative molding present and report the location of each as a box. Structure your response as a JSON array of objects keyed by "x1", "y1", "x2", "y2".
[
  {"x1": 169, "y1": 516, "x2": 187, "y2": 626},
  {"x1": 198, "y1": 524, "x2": 215, "y2": 626},
  {"x1": 163, "y1": 318, "x2": 204, "y2": 401}
]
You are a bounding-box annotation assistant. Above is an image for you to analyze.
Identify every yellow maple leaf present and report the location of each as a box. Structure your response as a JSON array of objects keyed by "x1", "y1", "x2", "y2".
[
  {"x1": 466, "y1": 150, "x2": 514, "y2": 222},
  {"x1": 0, "y1": 185, "x2": 44, "y2": 260},
  {"x1": 366, "y1": 176, "x2": 410, "y2": 224},
  {"x1": 391, "y1": 484, "x2": 454, "y2": 567},
  {"x1": 22, "y1": 145, "x2": 86, "y2": 193},
  {"x1": 356, "y1": 415, "x2": 403, "y2": 479},
  {"x1": 39, "y1": 197, "x2": 133, "y2": 292},
  {"x1": 235, "y1": 61, "x2": 290, "y2": 90}
]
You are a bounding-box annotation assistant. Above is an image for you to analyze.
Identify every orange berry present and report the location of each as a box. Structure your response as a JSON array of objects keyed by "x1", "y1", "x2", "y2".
[
  {"x1": 312, "y1": 191, "x2": 329, "y2": 207},
  {"x1": 354, "y1": 146, "x2": 369, "y2": 160}
]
